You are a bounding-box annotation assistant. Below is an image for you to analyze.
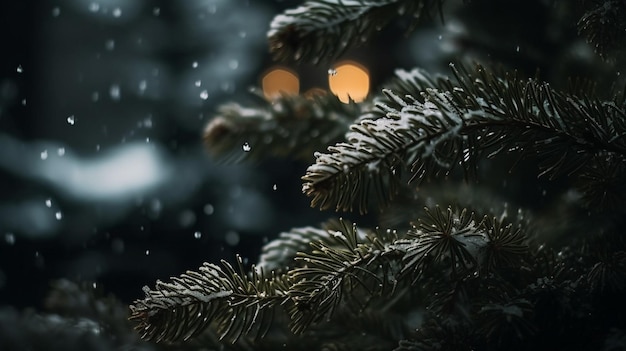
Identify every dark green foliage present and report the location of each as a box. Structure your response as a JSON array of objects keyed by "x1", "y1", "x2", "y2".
[
  {"x1": 268, "y1": 0, "x2": 442, "y2": 64},
  {"x1": 268, "y1": 0, "x2": 626, "y2": 65},
  {"x1": 302, "y1": 63, "x2": 626, "y2": 213},
  {"x1": 576, "y1": 156, "x2": 626, "y2": 210},
  {"x1": 586, "y1": 250, "x2": 626, "y2": 295},
  {"x1": 131, "y1": 207, "x2": 570, "y2": 349},
  {"x1": 129, "y1": 256, "x2": 292, "y2": 343},
  {"x1": 130, "y1": 218, "x2": 406, "y2": 341},
  {"x1": 203, "y1": 90, "x2": 361, "y2": 162},
  {"x1": 578, "y1": 0, "x2": 626, "y2": 58},
  {"x1": 256, "y1": 223, "x2": 337, "y2": 273},
  {"x1": 481, "y1": 214, "x2": 528, "y2": 272},
  {"x1": 129, "y1": 213, "x2": 626, "y2": 350},
  {"x1": 396, "y1": 207, "x2": 486, "y2": 280},
  {"x1": 128, "y1": 0, "x2": 626, "y2": 350}
]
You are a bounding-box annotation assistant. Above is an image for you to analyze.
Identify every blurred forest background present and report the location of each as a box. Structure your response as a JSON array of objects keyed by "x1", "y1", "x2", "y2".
[
  {"x1": 0, "y1": 0, "x2": 616, "y2": 313},
  {"x1": 0, "y1": 0, "x2": 325, "y2": 308}
]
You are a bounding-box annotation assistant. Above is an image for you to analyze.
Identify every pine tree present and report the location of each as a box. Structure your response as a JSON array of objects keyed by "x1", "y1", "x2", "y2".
[{"x1": 129, "y1": 1, "x2": 626, "y2": 350}]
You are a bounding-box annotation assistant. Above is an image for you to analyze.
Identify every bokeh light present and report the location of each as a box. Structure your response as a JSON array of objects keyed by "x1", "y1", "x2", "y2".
[
  {"x1": 328, "y1": 61, "x2": 369, "y2": 103},
  {"x1": 261, "y1": 67, "x2": 300, "y2": 100}
]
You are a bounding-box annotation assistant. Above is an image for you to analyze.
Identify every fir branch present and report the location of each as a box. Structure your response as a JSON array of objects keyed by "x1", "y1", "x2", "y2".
[
  {"x1": 393, "y1": 207, "x2": 487, "y2": 280},
  {"x1": 128, "y1": 206, "x2": 538, "y2": 347},
  {"x1": 286, "y1": 219, "x2": 403, "y2": 334},
  {"x1": 481, "y1": 215, "x2": 529, "y2": 273},
  {"x1": 578, "y1": 0, "x2": 626, "y2": 59},
  {"x1": 268, "y1": 0, "x2": 441, "y2": 64},
  {"x1": 257, "y1": 226, "x2": 333, "y2": 273},
  {"x1": 203, "y1": 91, "x2": 360, "y2": 162},
  {"x1": 256, "y1": 219, "x2": 371, "y2": 273},
  {"x1": 425, "y1": 278, "x2": 473, "y2": 323},
  {"x1": 302, "y1": 63, "x2": 626, "y2": 213},
  {"x1": 575, "y1": 155, "x2": 626, "y2": 210},
  {"x1": 586, "y1": 250, "x2": 626, "y2": 295},
  {"x1": 129, "y1": 256, "x2": 291, "y2": 343},
  {"x1": 368, "y1": 68, "x2": 449, "y2": 119},
  {"x1": 390, "y1": 206, "x2": 532, "y2": 286}
]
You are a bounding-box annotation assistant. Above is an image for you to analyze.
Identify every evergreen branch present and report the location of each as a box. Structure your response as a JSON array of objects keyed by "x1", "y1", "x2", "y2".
[
  {"x1": 578, "y1": 0, "x2": 626, "y2": 59},
  {"x1": 393, "y1": 207, "x2": 487, "y2": 281},
  {"x1": 576, "y1": 155, "x2": 626, "y2": 210},
  {"x1": 302, "y1": 63, "x2": 626, "y2": 213},
  {"x1": 127, "y1": 206, "x2": 536, "y2": 347},
  {"x1": 129, "y1": 256, "x2": 291, "y2": 343},
  {"x1": 390, "y1": 206, "x2": 531, "y2": 285},
  {"x1": 257, "y1": 226, "x2": 333, "y2": 273},
  {"x1": 586, "y1": 251, "x2": 626, "y2": 295},
  {"x1": 129, "y1": 263, "x2": 232, "y2": 342},
  {"x1": 301, "y1": 93, "x2": 431, "y2": 213},
  {"x1": 268, "y1": 0, "x2": 440, "y2": 64},
  {"x1": 481, "y1": 215, "x2": 529, "y2": 273},
  {"x1": 256, "y1": 219, "x2": 371, "y2": 273},
  {"x1": 286, "y1": 219, "x2": 402, "y2": 333},
  {"x1": 203, "y1": 91, "x2": 360, "y2": 162},
  {"x1": 369, "y1": 68, "x2": 449, "y2": 119}
]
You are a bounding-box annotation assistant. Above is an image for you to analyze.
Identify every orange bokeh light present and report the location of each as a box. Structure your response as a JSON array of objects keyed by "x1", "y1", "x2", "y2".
[
  {"x1": 261, "y1": 67, "x2": 300, "y2": 100},
  {"x1": 328, "y1": 61, "x2": 369, "y2": 103}
]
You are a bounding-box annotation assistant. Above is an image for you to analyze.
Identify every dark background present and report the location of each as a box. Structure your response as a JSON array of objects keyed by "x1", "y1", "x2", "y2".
[
  {"x1": 0, "y1": 0, "x2": 317, "y2": 308},
  {"x1": 0, "y1": 0, "x2": 605, "y2": 310}
]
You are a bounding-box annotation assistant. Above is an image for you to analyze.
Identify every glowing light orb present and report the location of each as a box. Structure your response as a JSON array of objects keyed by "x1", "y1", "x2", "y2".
[
  {"x1": 328, "y1": 61, "x2": 369, "y2": 103},
  {"x1": 261, "y1": 67, "x2": 299, "y2": 100}
]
